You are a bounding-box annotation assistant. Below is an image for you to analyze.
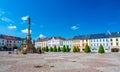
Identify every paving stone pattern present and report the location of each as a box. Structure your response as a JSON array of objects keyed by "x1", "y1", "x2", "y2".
[{"x1": 0, "y1": 52, "x2": 120, "y2": 72}]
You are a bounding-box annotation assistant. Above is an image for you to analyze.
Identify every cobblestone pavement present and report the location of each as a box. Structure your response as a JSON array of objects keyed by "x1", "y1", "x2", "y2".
[{"x1": 0, "y1": 52, "x2": 120, "y2": 72}]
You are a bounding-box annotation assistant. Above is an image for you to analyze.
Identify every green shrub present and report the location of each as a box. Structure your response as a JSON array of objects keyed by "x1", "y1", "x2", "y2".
[
  {"x1": 62, "y1": 45, "x2": 66, "y2": 52},
  {"x1": 36, "y1": 47, "x2": 42, "y2": 53},
  {"x1": 33, "y1": 47, "x2": 37, "y2": 53},
  {"x1": 58, "y1": 46, "x2": 61, "y2": 52},
  {"x1": 3, "y1": 45, "x2": 7, "y2": 51},
  {"x1": 66, "y1": 45, "x2": 70, "y2": 52},
  {"x1": 84, "y1": 44, "x2": 91, "y2": 53},
  {"x1": 16, "y1": 49, "x2": 19, "y2": 54},
  {"x1": 50, "y1": 47, "x2": 53, "y2": 52},
  {"x1": 73, "y1": 46, "x2": 76, "y2": 52},
  {"x1": 13, "y1": 45, "x2": 18, "y2": 49},
  {"x1": 45, "y1": 46, "x2": 49, "y2": 52},
  {"x1": 98, "y1": 44, "x2": 105, "y2": 53},
  {"x1": 36, "y1": 48, "x2": 39, "y2": 53},
  {"x1": 76, "y1": 46, "x2": 80, "y2": 52},
  {"x1": 53, "y1": 45, "x2": 57, "y2": 52},
  {"x1": 43, "y1": 47, "x2": 46, "y2": 52},
  {"x1": 73, "y1": 46, "x2": 79, "y2": 52}
]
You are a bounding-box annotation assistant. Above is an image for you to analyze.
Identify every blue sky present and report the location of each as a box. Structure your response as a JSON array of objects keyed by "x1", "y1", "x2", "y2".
[{"x1": 0, "y1": 0, "x2": 120, "y2": 40}]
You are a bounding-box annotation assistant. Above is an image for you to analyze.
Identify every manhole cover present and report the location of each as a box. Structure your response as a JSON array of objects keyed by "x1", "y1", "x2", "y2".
[
  {"x1": 50, "y1": 66, "x2": 54, "y2": 67},
  {"x1": 34, "y1": 65, "x2": 42, "y2": 68}
]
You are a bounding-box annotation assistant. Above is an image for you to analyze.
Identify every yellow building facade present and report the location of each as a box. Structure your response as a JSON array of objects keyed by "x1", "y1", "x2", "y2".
[
  {"x1": 72, "y1": 39, "x2": 90, "y2": 52},
  {"x1": 110, "y1": 37, "x2": 120, "y2": 52}
]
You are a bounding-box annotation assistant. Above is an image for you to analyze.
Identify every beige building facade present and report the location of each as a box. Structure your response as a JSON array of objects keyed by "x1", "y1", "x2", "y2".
[
  {"x1": 72, "y1": 39, "x2": 90, "y2": 52},
  {"x1": 110, "y1": 37, "x2": 120, "y2": 52}
]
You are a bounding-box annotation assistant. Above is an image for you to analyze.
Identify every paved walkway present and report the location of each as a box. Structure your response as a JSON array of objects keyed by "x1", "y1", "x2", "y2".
[{"x1": 0, "y1": 52, "x2": 120, "y2": 72}]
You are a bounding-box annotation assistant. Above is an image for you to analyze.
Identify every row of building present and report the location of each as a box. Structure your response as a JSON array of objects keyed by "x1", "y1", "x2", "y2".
[
  {"x1": 0, "y1": 34, "x2": 24, "y2": 50},
  {"x1": 35, "y1": 32, "x2": 120, "y2": 52}
]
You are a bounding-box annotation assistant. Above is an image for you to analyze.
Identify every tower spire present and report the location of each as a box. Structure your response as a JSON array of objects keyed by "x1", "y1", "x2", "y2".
[{"x1": 28, "y1": 17, "x2": 30, "y2": 36}]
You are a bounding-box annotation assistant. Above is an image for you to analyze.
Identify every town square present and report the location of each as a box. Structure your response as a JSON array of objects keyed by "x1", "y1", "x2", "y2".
[
  {"x1": 0, "y1": 52, "x2": 120, "y2": 72},
  {"x1": 0, "y1": 0, "x2": 120, "y2": 72}
]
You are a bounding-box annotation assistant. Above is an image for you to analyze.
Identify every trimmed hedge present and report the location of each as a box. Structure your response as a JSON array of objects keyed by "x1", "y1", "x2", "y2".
[
  {"x1": 98, "y1": 44, "x2": 105, "y2": 53},
  {"x1": 84, "y1": 44, "x2": 91, "y2": 53}
]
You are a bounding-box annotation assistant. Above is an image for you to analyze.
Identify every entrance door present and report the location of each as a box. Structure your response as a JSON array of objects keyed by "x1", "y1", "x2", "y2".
[{"x1": 111, "y1": 48, "x2": 119, "y2": 52}]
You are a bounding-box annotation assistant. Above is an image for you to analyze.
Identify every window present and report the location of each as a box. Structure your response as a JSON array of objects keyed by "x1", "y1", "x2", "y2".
[
  {"x1": 106, "y1": 39, "x2": 108, "y2": 41},
  {"x1": 2, "y1": 43, "x2": 4, "y2": 45},
  {"x1": 110, "y1": 39, "x2": 112, "y2": 41},
  {"x1": 103, "y1": 43, "x2": 105, "y2": 46},
  {"x1": 82, "y1": 44, "x2": 84, "y2": 46},
  {"x1": 106, "y1": 43, "x2": 108, "y2": 46},
  {"x1": 103, "y1": 39, "x2": 104, "y2": 42},
  {"x1": 97, "y1": 44, "x2": 99, "y2": 46},
  {"x1": 91, "y1": 44, "x2": 92, "y2": 46},
  {"x1": 116, "y1": 38, "x2": 118, "y2": 41},
  {"x1": 100, "y1": 39, "x2": 101, "y2": 42},
  {"x1": 82, "y1": 40, "x2": 84, "y2": 42},
  {"x1": 116, "y1": 43, "x2": 119, "y2": 46},
  {"x1": 111, "y1": 43, "x2": 113, "y2": 46}
]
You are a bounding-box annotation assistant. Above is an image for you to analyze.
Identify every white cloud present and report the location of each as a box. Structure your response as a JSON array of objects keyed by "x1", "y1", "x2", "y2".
[
  {"x1": 21, "y1": 28, "x2": 32, "y2": 33},
  {"x1": 71, "y1": 26, "x2": 79, "y2": 30},
  {"x1": 1, "y1": 17, "x2": 12, "y2": 23},
  {"x1": 8, "y1": 24, "x2": 16, "y2": 29},
  {"x1": 21, "y1": 16, "x2": 29, "y2": 21},
  {"x1": 39, "y1": 34, "x2": 46, "y2": 38}
]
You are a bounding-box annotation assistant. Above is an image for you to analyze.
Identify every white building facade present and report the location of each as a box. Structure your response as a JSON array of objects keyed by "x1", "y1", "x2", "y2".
[
  {"x1": 62, "y1": 40, "x2": 72, "y2": 49},
  {"x1": 14, "y1": 37, "x2": 24, "y2": 49},
  {"x1": 90, "y1": 34, "x2": 110, "y2": 52},
  {"x1": 35, "y1": 40, "x2": 48, "y2": 48},
  {"x1": 0, "y1": 39, "x2": 6, "y2": 47},
  {"x1": 47, "y1": 37, "x2": 64, "y2": 48},
  {"x1": 35, "y1": 36, "x2": 65, "y2": 49}
]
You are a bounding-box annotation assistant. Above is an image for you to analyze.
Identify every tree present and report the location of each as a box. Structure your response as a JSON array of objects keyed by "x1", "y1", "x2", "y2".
[
  {"x1": 50, "y1": 47, "x2": 53, "y2": 52},
  {"x1": 84, "y1": 44, "x2": 91, "y2": 53},
  {"x1": 45, "y1": 46, "x2": 49, "y2": 52},
  {"x1": 3, "y1": 45, "x2": 7, "y2": 51},
  {"x1": 58, "y1": 46, "x2": 61, "y2": 52},
  {"x1": 66, "y1": 45, "x2": 70, "y2": 52},
  {"x1": 73, "y1": 46, "x2": 77, "y2": 52},
  {"x1": 36, "y1": 47, "x2": 42, "y2": 54},
  {"x1": 33, "y1": 47, "x2": 37, "y2": 53},
  {"x1": 13, "y1": 45, "x2": 18, "y2": 49},
  {"x1": 53, "y1": 45, "x2": 57, "y2": 52},
  {"x1": 62, "y1": 45, "x2": 66, "y2": 52},
  {"x1": 43, "y1": 47, "x2": 46, "y2": 52},
  {"x1": 98, "y1": 44, "x2": 105, "y2": 53},
  {"x1": 76, "y1": 46, "x2": 80, "y2": 52}
]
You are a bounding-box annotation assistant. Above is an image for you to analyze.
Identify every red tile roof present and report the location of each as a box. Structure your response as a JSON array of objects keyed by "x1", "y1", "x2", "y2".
[{"x1": 5, "y1": 36, "x2": 16, "y2": 40}]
